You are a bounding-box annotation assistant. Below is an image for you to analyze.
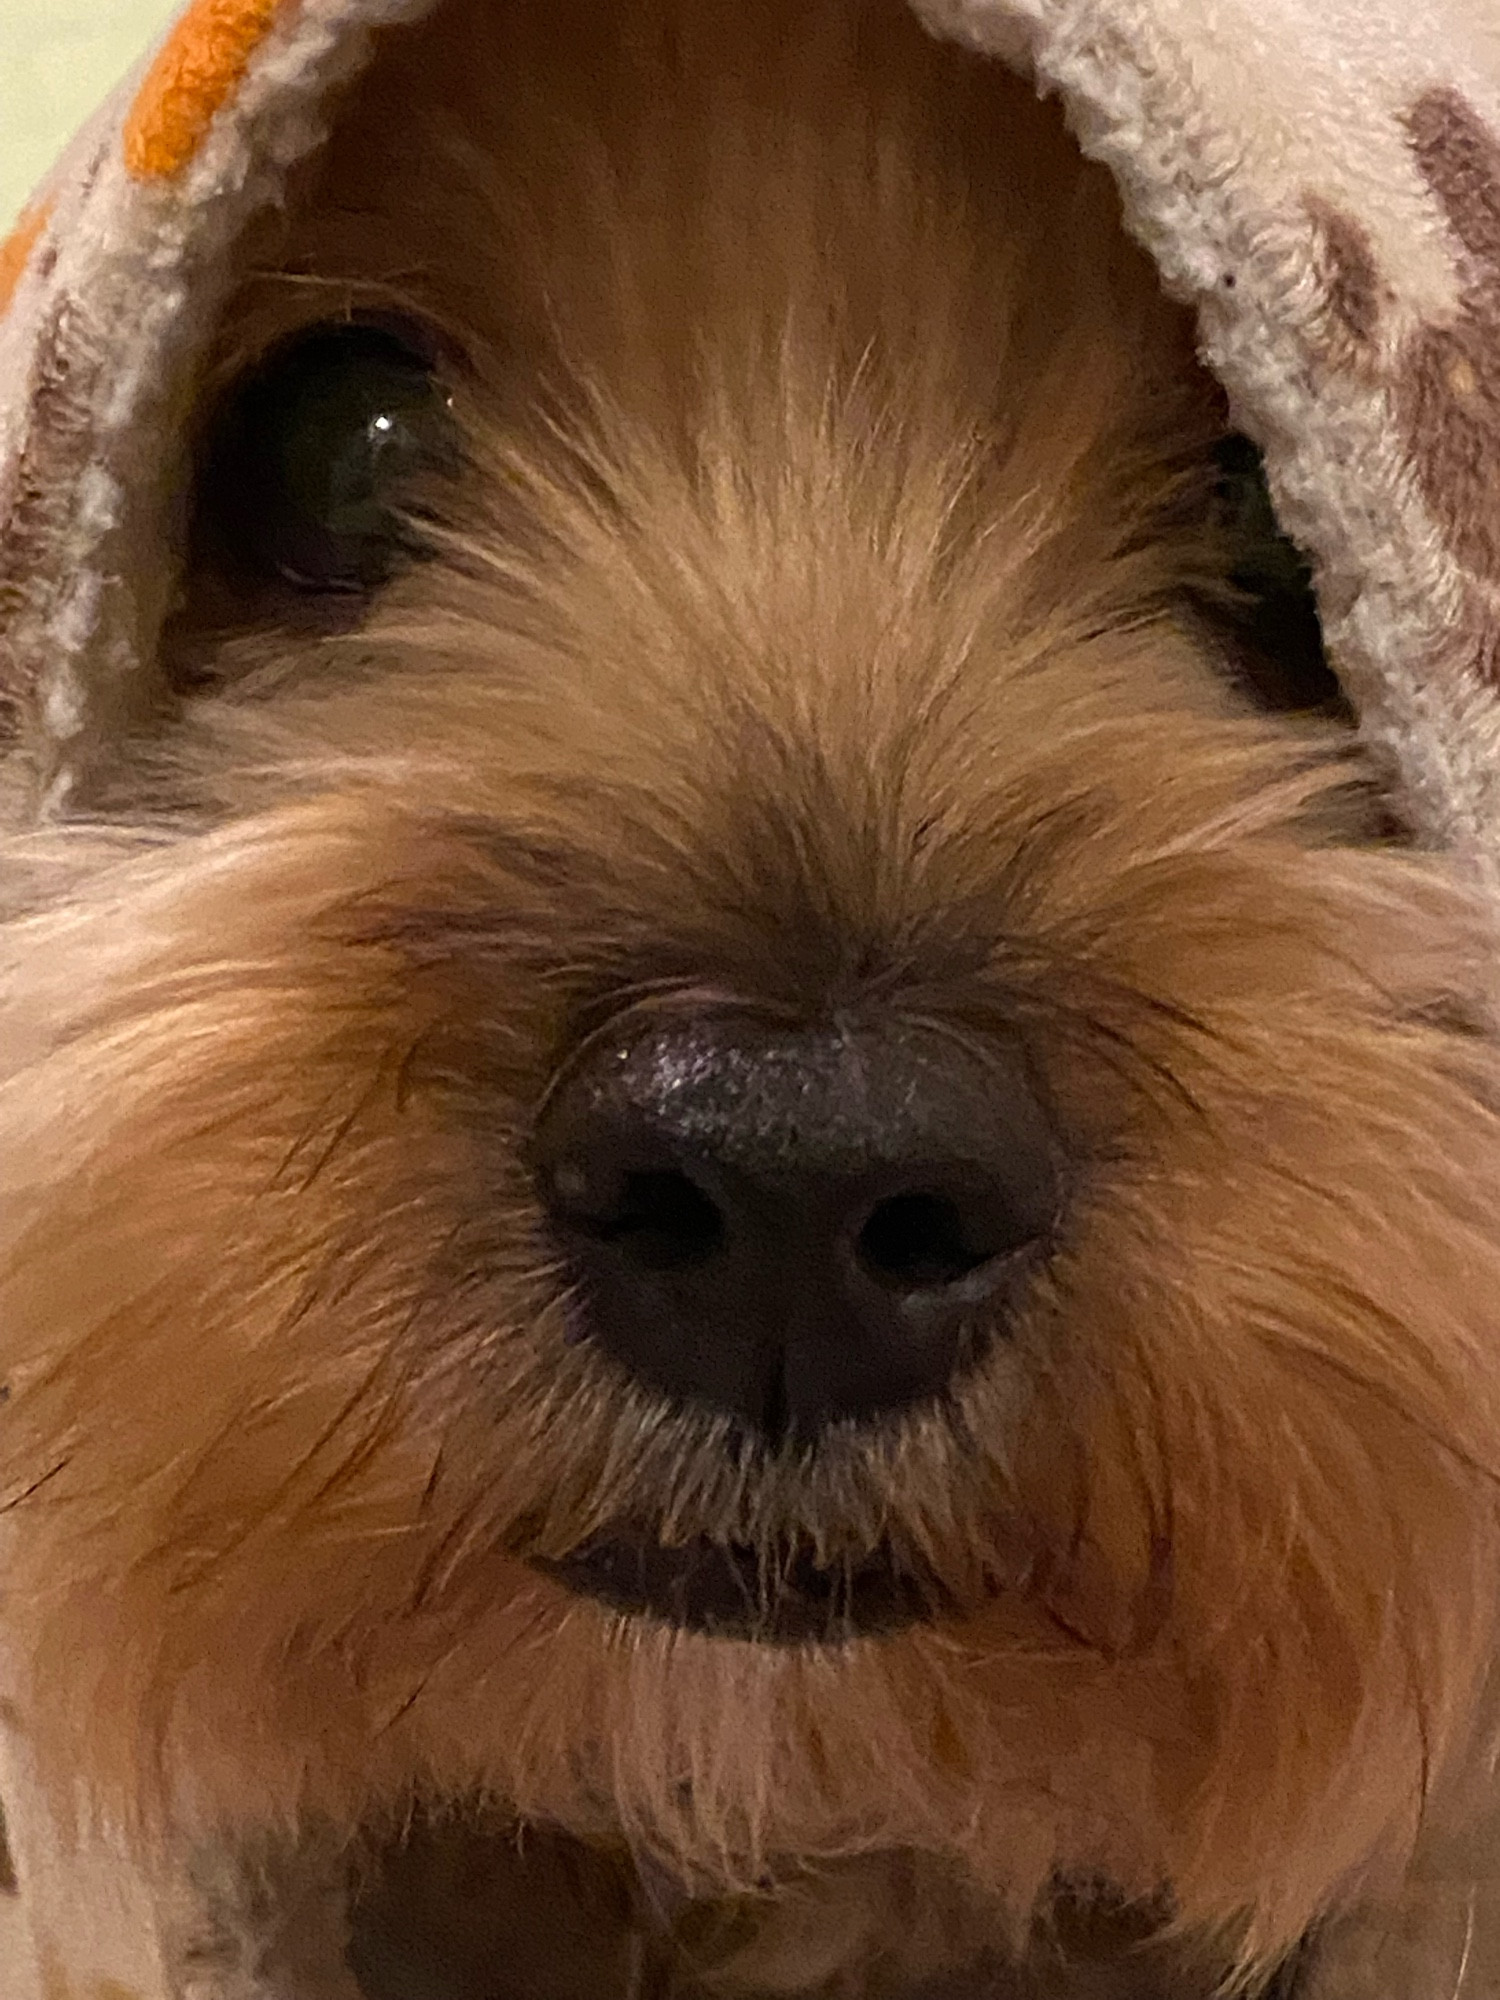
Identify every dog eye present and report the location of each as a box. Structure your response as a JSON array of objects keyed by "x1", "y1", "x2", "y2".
[
  {"x1": 196, "y1": 321, "x2": 456, "y2": 594},
  {"x1": 1205, "y1": 434, "x2": 1346, "y2": 717}
]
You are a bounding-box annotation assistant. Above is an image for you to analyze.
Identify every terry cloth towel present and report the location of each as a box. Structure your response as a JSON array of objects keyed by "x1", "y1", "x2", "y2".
[{"x1": 5, "y1": 0, "x2": 1500, "y2": 1995}]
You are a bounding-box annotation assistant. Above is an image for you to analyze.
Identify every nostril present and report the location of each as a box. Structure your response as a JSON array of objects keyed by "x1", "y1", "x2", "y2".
[
  {"x1": 535, "y1": 1015, "x2": 1061, "y2": 1434},
  {"x1": 855, "y1": 1190, "x2": 991, "y2": 1292},
  {"x1": 555, "y1": 1164, "x2": 726, "y2": 1272}
]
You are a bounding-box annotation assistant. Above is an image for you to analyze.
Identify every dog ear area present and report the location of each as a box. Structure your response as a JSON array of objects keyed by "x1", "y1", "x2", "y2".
[
  {"x1": 1180, "y1": 436, "x2": 1350, "y2": 727},
  {"x1": 1176, "y1": 440, "x2": 1430, "y2": 859}
]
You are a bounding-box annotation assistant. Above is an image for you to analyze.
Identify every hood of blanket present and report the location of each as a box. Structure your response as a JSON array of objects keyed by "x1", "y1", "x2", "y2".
[{"x1": 4, "y1": 0, "x2": 1500, "y2": 865}]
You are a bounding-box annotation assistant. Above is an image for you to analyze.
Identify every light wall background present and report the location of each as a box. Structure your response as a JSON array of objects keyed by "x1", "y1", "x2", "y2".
[{"x1": 1, "y1": 0, "x2": 182, "y2": 230}]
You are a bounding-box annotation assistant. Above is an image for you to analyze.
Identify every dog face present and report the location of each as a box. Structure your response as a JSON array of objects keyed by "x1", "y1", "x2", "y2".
[{"x1": 4, "y1": 0, "x2": 1500, "y2": 1992}]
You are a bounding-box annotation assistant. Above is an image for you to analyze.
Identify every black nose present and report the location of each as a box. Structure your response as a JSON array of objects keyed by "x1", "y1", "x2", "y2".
[{"x1": 533, "y1": 1017, "x2": 1061, "y2": 1441}]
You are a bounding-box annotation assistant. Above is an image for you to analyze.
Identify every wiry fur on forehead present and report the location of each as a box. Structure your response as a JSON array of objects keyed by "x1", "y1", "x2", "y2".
[{"x1": 4, "y1": 4, "x2": 1500, "y2": 1995}]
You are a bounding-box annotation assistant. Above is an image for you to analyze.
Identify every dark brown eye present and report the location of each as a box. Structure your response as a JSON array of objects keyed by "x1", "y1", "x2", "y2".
[
  {"x1": 1204, "y1": 433, "x2": 1346, "y2": 718},
  {"x1": 196, "y1": 320, "x2": 457, "y2": 594}
]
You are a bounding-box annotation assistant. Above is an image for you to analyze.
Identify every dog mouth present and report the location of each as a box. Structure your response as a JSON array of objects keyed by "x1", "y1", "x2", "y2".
[{"x1": 542, "y1": 1528, "x2": 949, "y2": 1641}]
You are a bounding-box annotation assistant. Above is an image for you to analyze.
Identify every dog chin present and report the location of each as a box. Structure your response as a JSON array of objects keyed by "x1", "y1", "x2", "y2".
[{"x1": 342, "y1": 1809, "x2": 1190, "y2": 2000}]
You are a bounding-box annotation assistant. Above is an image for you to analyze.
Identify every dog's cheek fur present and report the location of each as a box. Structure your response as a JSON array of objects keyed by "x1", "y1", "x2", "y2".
[{"x1": 3, "y1": 707, "x2": 1500, "y2": 1982}]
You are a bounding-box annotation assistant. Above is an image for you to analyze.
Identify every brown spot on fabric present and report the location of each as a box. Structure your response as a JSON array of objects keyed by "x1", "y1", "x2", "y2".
[
  {"x1": 0, "y1": 205, "x2": 51, "y2": 318},
  {"x1": 1401, "y1": 320, "x2": 1500, "y2": 579},
  {"x1": 1433, "y1": 588, "x2": 1500, "y2": 693},
  {"x1": 1311, "y1": 94, "x2": 1500, "y2": 592},
  {"x1": 1407, "y1": 88, "x2": 1500, "y2": 270},
  {"x1": 1306, "y1": 196, "x2": 1384, "y2": 355},
  {"x1": 38, "y1": 1948, "x2": 72, "y2": 2000},
  {"x1": 36, "y1": 1951, "x2": 143, "y2": 2000},
  {"x1": 0, "y1": 300, "x2": 108, "y2": 742},
  {"x1": 123, "y1": 0, "x2": 289, "y2": 181},
  {"x1": 1393, "y1": 90, "x2": 1500, "y2": 583}
]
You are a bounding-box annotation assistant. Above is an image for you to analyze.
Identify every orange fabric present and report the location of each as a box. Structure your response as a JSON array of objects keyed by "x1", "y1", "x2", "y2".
[
  {"x1": 0, "y1": 205, "x2": 50, "y2": 317},
  {"x1": 123, "y1": 0, "x2": 289, "y2": 180}
]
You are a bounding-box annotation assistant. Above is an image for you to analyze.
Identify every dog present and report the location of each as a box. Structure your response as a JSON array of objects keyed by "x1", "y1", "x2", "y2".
[{"x1": 4, "y1": 0, "x2": 1500, "y2": 1993}]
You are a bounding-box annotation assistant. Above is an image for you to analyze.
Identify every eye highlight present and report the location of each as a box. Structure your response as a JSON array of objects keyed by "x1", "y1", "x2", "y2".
[{"x1": 195, "y1": 319, "x2": 458, "y2": 595}]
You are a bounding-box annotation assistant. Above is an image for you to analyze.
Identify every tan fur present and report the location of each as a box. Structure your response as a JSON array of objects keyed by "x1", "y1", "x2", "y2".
[{"x1": 4, "y1": 1, "x2": 1500, "y2": 1994}]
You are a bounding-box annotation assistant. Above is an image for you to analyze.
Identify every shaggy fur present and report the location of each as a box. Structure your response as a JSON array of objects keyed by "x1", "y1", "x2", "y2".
[{"x1": 4, "y1": 0, "x2": 1500, "y2": 1993}]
